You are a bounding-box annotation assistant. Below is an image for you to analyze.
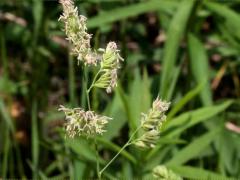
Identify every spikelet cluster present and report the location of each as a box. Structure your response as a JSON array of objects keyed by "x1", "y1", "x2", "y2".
[
  {"x1": 58, "y1": 105, "x2": 111, "y2": 138},
  {"x1": 134, "y1": 97, "x2": 170, "y2": 148},
  {"x1": 94, "y1": 42, "x2": 124, "y2": 93},
  {"x1": 152, "y1": 166, "x2": 182, "y2": 180},
  {"x1": 59, "y1": 1, "x2": 124, "y2": 93},
  {"x1": 59, "y1": 0, "x2": 97, "y2": 65}
]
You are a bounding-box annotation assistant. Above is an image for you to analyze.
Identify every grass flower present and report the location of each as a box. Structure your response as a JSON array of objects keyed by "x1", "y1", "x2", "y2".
[
  {"x1": 58, "y1": 105, "x2": 111, "y2": 138},
  {"x1": 94, "y1": 42, "x2": 124, "y2": 93},
  {"x1": 134, "y1": 97, "x2": 170, "y2": 148},
  {"x1": 59, "y1": 0, "x2": 96, "y2": 65},
  {"x1": 152, "y1": 165, "x2": 182, "y2": 180}
]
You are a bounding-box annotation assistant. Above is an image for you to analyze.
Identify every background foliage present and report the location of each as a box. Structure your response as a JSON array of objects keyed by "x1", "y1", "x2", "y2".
[{"x1": 0, "y1": 0, "x2": 240, "y2": 179}]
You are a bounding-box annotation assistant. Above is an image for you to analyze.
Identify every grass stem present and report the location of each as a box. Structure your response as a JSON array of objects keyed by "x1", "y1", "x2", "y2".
[{"x1": 99, "y1": 125, "x2": 142, "y2": 177}]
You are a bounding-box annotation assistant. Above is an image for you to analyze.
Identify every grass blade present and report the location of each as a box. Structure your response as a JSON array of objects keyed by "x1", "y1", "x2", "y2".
[
  {"x1": 73, "y1": 160, "x2": 86, "y2": 179},
  {"x1": 2, "y1": 126, "x2": 10, "y2": 178},
  {"x1": 128, "y1": 69, "x2": 151, "y2": 132},
  {"x1": 205, "y1": 1, "x2": 240, "y2": 40},
  {"x1": 164, "y1": 100, "x2": 232, "y2": 138},
  {"x1": 167, "y1": 82, "x2": 204, "y2": 120},
  {"x1": 160, "y1": 0, "x2": 195, "y2": 98},
  {"x1": 188, "y1": 33, "x2": 212, "y2": 106},
  {"x1": 0, "y1": 32, "x2": 8, "y2": 77},
  {"x1": 65, "y1": 137, "x2": 104, "y2": 164},
  {"x1": 88, "y1": 0, "x2": 177, "y2": 28},
  {"x1": 169, "y1": 165, "x2": 235, "y2": 180},
  {"x1": 166, "y1": 126, "x2": 221, "y2": 166},
  {"x1": 31, "y1": 100, "x2": 39, "y2": 179},
  {"x1": 103, "y1": 89, "x2": 127, "y2": 140},
  {"x1": 0, "y1": 100, "x2": 15, "y2": 132},
  {"x1": 32, "y1": 0, "x2": 43, "y2": 39},
  {"x1": 122, "y1": 161, "x2": 133, "y2": 180},
  {"x1": 0, "y1": 100, "x2": 25, "y2": 177},
  {"x1": 166, "y1": 66, "x2": 181, "y2": 101},
  {"x1": 27, "y1": 160, "x2": 48, "y2": 179}
]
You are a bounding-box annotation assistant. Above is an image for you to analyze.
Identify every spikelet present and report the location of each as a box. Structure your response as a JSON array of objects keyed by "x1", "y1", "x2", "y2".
[
  {"x1": 152, "y1": 165, "x2": 182, "y2": 180},
  {"x1": 94, "y1": 42, "x2": 124, "y2": 93},
  {"x1": 59, "y1": 0, "x2": 97, "y2": 65},
  {"x1": 134, "y1": 97, "x2": 170, "y2": 148},
  {"x1": 58, "y1": 105, "x2": 111, "y2": 138}
]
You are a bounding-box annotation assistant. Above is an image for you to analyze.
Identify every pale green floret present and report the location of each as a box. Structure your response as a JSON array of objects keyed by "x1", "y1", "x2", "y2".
[
  {"x1": 152, "y1": 165, "x2": 182, "y2": 180},
  {"x1": 134, "y1": 130, "x2": 159, "y2": 148}
]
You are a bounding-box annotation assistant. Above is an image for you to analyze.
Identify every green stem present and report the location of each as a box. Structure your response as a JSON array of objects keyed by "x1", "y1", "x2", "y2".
[
  {"x1": 99, "y1": 142, "x2": 130, "y2": 177},
  {"x1": 99, "y1": 126, "x2": 141, "y2": 177},
  {"x1": 83, "y1": 66, "x2": 91, "y2": 110},
  {"x1": 87, "y1": 69, "x2": 102, "y2": 94},
  {"x1": 86, "y1": 90, "x2": 91, "y2": 110},
  {"x1": 82, "y1": 66, "x2": 88, "y2": 109},
  {"x1": 84, "y1": 67, "x2": 102, "y2": 178},
  {"x1": 2, "y1": 126, "x2": 9, "y2": 178},
  {"x1": 94, "y1": 138, "x2": 101, "y2": 179}
]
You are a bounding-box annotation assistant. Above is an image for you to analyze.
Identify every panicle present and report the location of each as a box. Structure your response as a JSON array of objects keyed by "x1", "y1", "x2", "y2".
[
  {"x1": 59, "y1": 0, "x2": 96, "y2": 65},
  {"x1": 94, "y1": 42, "x2": 124, "y2": 93},
  {"x1": 134, "y1": 97, "x2": 170, "y2": 149},
  {"x1": 58, "y1": 105, "x2": 111, "y2": 138}
]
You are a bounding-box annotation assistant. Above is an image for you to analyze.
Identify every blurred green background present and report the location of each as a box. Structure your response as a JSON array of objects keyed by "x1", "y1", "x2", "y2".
[{"x1": 0, "y1": 0, "x2": 240, "y2": 179}]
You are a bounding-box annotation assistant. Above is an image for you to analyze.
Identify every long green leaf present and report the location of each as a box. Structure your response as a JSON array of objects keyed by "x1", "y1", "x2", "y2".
[
  {"x1": 31, "y1": 101, "x2": 39, "y2": 179},
  {"x1": 2, "y1": 126, "x2": 10, "y2": 178},
  {"x1": 103, "y1": 89, "x2": 127, "y2": 140},
  {"x1": 166, "y1": 66, "x2": 181, "y2": 101},
  {"x1": 118, "y1": 69, "x2": 151, "y2": 135},
  {"x1": 122, "y1": 161, "x2": 133, "y2": 180},
  {"x1": 128, "y1": 69, "x2": 151, "y2": 133},
  {"x1": 205, "y1": 1, "x2": 240, "y2": 40},
  {"x1": 0, "y1": 100, "x2": 15, "y2": 132},
  {"x1": 166, "y1": 127, "x2": 221, "y2": 166},
  {"x1": 188, "y1": 33, "x2": 212, "y2": 106},
  {"x1": 160, "y1": 0, "x2": 195, "y2": 98},
  {"x1": 65, "y1": 138, "x2": 104, "y2": 164},
  {"x1": 0, "y1": 32, "x2": 8, "y2": 77},
  {"x1": 217, "y1": 130, "x2": 240, "y2": 175},
  {"x1": 167, "y1": 82, "x2": 204, "y2": 120},
  {"x1": 88, "y1": 0, "x2": 177, "y2": 28},
  {"x1": 27, "y1": 160, "x2": 48, "y2": 180},
  {"x1": 169, "y1": 165, "x2": 236, "y2": 180},
  {"x1": 0, "y1": 100, "x2": 25, "y2": 177},
  {"x1": 164, "y1": 100, "x2": 232, "y2": 138},
  {"x1": 33, "y1": 0, "x2": 43, "y2": 39},
  {"x1": 73, "y1": 160, "x2": 86, "y2": 180}
]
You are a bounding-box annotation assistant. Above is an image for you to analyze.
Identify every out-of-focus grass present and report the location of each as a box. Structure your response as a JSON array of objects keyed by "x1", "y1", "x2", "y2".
[{"x1": 0, "y1": 0, "x2": 240, "y2": 179}]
